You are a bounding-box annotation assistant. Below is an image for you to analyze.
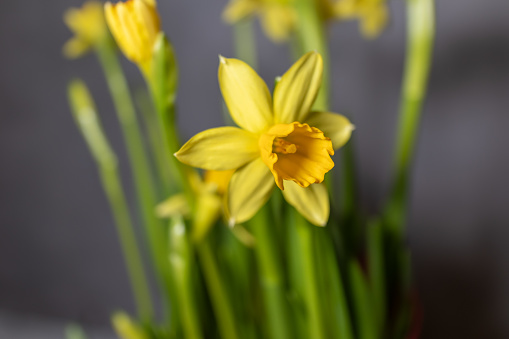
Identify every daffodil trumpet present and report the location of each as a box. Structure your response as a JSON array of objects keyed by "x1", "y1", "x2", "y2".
[{"x1": 175, "y1": 51, "x2": 354, "y2": 226}]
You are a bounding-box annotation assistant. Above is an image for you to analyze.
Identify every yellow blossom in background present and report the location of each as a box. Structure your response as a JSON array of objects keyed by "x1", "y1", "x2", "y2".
[
  {"x1": 157, "y1": 170, "x2": 235, "y2": 242},
  {"x1": 175, "y1": 52, "x2": 354, "y2": 226},
  {"x1": 204, "y1": 169, "x2": 236, "y2": 195},
  {"x1": 104, "y1": 0, "x2": 161, "y2": 74},
  {"x1": 63, "y1": 1, "x2": 107, "y2": 59},
  {"x1": 112, "y1": 312, "x2": 148, "y2": 339},
  {"x1": 223, "y1": 0, "x2": 297, "y2": 42},
  {"x1": 335, "y1": 0, "x2": 388, "y2": 38}
]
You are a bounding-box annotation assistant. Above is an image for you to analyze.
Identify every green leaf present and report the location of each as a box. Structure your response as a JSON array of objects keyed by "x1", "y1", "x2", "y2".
[{"x1": 349, "y1": 260, "x2": 377, "y2": 339}]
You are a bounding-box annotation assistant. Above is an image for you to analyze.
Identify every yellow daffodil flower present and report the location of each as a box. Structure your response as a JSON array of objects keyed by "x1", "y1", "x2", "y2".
[
  {"x1": 223, "y1": 0, "x2": 296, "y2": 42},
  {"x1": 104, "y1": 0, "x2": 161, "y2": 74},
  {"x1": 63, "y1": 1, "x2": 107, "y2": 59},
  {"x1": 223, "y1": 0, "x2": 338, "y2": 42},
  {"x1": 112, "y1": 312, "x2": 149, "y2": 339},
  {"x1": 157, "y1": 170, "x2": 235, "y2": 241},
  {"x1": 175, "y1": 52, "x2": 354, "y2": 226},
  {"x1": 335, "y1": 0, "x2": 388, "y2": 38}
]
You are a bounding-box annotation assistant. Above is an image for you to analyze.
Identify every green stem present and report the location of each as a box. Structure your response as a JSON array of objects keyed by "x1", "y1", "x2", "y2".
[
  {"x1": 367, "y1": 219, "x2": 386, "y2": 335},
  {"x1": 197, "y1": 238, "x2": 240, "y2": 339},
  {"x1": 319, "y1": 233, "x2": 354, "y2": 339},
  {"x1": 234, "y1": 19, "x2": 258, "y2": 70},
  {"x1": 68, "y1": 80, "x2": 153, "y2": 321},
  {"x1": 228, "y1": 19, "x2": 258, "y2": 126},
  {"x1": 385, "y1": 0, "x2": 435, "y2": 235},
  {"x1": 65, "y1": 324, "x2": 88, "y2": 339},
  {"x1": 147, "y1": 36, "x2": 195, "y2": 206},
  {"x1": 338, "y1": 135, "x2": 356, "y2": 216},
  {"x1": 251, "y1": 206, "x2": 292, "y2": 339},
  {"x1": 349, "y1": 260, "x2": 377, "y2": 339},
  {"x1": 95, "y1": 39, "x2": 172, "y2": 315},
  {"x1": 168, "y1": 216, "x2": 204, "y2": 339},
  {"x1": 101, "y1": 161, "x2": 153, "y2": 321},
  {"x1": 294, "y1": 214, "x2": 326, "y2": 339},
  {"x1": 294, "y1": 0, "x2": 330, "y2": 111},
  {"x1": 135, "y1": 88, "x2": 174, "y2": 196}
]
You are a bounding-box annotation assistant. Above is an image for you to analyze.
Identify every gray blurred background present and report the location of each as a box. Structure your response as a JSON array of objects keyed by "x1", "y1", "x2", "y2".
[{"x1": 1, "y1": 0, "x2": 508, "y2": 338}]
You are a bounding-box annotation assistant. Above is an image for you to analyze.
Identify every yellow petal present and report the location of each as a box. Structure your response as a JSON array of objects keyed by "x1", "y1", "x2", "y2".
[
  {"x1": 219, "y1": 56, "x2": 273, "y2": 133},
  {"x1": 273, "y1": 51, "x2": 323, "y2": 124},
  {"x1": 222, "y1": 0, "x2": 258, "y2": 23},
  {"x1": 104, "y1": 3, "x2": 134, "y2": 59},
  {"x1": 259, "y1": 5, "x2": 296, "y2": 42},
  {"x1": 360, "y1": 5, "x2": 388, "y2": 39},
  {"x1": 282, "y1": 181, "x2": 330, "y2": 226},
  {"x1": 117, "y1": 3, "x2": 145, "y2": 61},
  {"x1": 305, "y1": 111, "x2": 354, "y2": 150},
  {"x1": 104, "y1": 0, "x2": 160, "y2": 64},
  {"x1": 175, "y1": 127, "x2": 259, "y2": 170},
  {"x1": 62, "y1": 37, "x2": 90, "y2": 59},
  {"x1": 227, "y1": 158, "x2": 274, "y2": 225},
  {"x1": 334, "y1": 0, "x2": 358, "y2": 18},
  {"x1": 133, "y1": 0, "x2": 161, "y2": 48}
]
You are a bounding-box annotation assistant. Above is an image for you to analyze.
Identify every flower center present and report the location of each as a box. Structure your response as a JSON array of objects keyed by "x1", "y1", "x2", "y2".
[
  {"x1": 259, "y1": 122, "x2": 334, "y2": 190},
  {"x1": 272, "y1": 138, "x2": 297, "y2": 154}
]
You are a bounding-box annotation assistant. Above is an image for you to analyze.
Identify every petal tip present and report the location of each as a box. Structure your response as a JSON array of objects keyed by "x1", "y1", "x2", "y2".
[
  {"x1": 219, "y1": 55, "x2": 227, "y2": 64},
  {"x1": 317, "y1": 220, "x2": 327, "y2": 227}
]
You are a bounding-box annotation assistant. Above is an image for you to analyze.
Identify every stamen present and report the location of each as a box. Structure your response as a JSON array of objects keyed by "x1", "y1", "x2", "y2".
[{"x1": 273, "y1": 138, "x2": 297, "y2": 154}]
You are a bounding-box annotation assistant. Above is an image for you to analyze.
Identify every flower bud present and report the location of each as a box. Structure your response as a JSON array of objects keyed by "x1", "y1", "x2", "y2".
[{"x1": 104, "y1": 0, "x2": 161, "y2": 67}]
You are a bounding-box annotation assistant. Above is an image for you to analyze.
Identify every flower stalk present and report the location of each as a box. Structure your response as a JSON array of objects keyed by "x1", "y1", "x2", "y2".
[
  {"x1": 149, "y1": 34, "x2": 195, "y2": 207},
  {"x1": 293, "y1": 0, "x2": 329, "y2": 111},
  {"x1": 196, "y1": 236, "x2": 240, "y2": 339},
  {"x1": 168, "y1": 216, "x2": 204, "y2": 339},
  {"x1": 385, "y1": 0, "x2": 435, "y2": 236},
  {"x1": 67, "y1": 79, "x2": 153, "y2": 321},
  {"x1": 233, "y1": 19, "x2": 258, "y2": 71},
  {"x1": 251, "y1": 206, "x2": 292, "y2": 339},
  {"x1": 294, "y1": 214, "x2": 326, "y2": 339},
  {"x1": 94, "y1": 37, "x2": 173, "y2": 315}
]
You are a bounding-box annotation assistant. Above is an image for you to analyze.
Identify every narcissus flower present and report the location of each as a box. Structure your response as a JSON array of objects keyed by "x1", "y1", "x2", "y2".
[
  {"x1": 223, "y1": 0, "x2": 338, "y2": 42},
  {"x1": 223, "y1": 0, "x2": 297, "y2": 42},
  {"x1": 175, "y1": 52, "x2": 354, "y2": 226},
  {"x1": 63, "y1": 1, "x2": 107, "y2": 59},
  {"x1": 104, "y1": 0, "x2": 161, "y2": 74},
  {"x1": 157, "y1": 170, "x2": 235, "y2": 241},
  {"x1": 335, "y1": 0, "x2": 388, "y2": 38}
]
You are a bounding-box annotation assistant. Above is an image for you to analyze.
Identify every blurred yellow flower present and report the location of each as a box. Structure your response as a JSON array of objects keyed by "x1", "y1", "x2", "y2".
[
  {"x1": 63, "y1": 1, "x2": 107, "y2": 59},
  {"x1": 157, "y1": 170, "x2": 235, "y2": 241},
  {"x1": 223, "y1": 0, "x2": 297, "y2": 42},
  {"x1": 104, "y1": 0, "x2": 161, "y2": 73},
  {"x1": 175, "y1": 52, "x2": 354, "y2": 226},
  {"x1": 112, "y1": 312, "x2": 148, "y2": 339},
  {"x1": 335, "y1": 0, "x2": 388, "y2": 38},
  {"x1": 223, "y1": 0, "x2": 387, "y2": 41}
]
